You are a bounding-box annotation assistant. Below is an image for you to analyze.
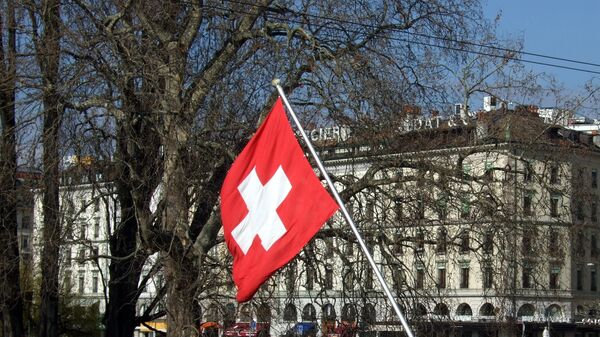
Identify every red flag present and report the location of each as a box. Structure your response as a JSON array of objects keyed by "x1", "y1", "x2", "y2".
[{"x1": 221, "y1": 98, "x2": 339, "y2": 302}]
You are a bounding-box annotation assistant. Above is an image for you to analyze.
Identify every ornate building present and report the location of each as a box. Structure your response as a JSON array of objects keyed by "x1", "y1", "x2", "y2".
[{"x1": 203, "y1": 107, "x2": 600, "y2": 337}]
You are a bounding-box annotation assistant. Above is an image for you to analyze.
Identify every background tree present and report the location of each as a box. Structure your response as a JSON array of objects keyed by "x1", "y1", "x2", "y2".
[{"x1": 0, "y1": 1, "x2": 25, "y2": 336}]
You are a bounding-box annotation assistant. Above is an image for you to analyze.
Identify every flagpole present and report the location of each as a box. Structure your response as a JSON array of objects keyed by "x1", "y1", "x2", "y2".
[{"x1": 272, "y1": 79, "x2": 415, "y2": 337}]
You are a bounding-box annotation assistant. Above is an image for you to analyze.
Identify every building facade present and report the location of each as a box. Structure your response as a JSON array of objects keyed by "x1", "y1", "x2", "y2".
[{"x1": 201, "y1": 108, "x2": 600, "y2": 337}]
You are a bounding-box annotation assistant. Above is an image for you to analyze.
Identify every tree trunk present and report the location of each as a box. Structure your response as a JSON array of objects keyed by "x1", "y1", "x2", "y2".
[
  {"x1": 165, "y1": 257, "x2": 199, "y2": 337},
  {"x1": 105, "y1": 161, "x2": 147, "y2": 337},
  {"x1": 36, "y1": 1, "x2": 62, "y2": 337},
  {"x1": 0, "y1": 2, "x2": 25, "y2": 336}
]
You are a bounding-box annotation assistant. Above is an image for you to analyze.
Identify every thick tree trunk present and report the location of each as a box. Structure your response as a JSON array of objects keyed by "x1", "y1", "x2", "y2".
[
  {"x1": 165, "y1": 257, "x2": 199, "y2": 337},
  {"x1": 37, "y1": 1, "x2": 62, "y2": 337},
  {"x1": 105, "y1": 166, "x2": 146, "y2": 337},
  {"x1": 0, "y1": 2, "x2": 25, "y2": 336},
  {"x1": 38, "y1": 96, "x2": 62, "y2": 337}
]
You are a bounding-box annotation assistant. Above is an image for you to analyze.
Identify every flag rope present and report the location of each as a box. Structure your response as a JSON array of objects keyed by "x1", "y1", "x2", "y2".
[{"x1": 272, "y1": 79, "x2": 415, "y2": 337}]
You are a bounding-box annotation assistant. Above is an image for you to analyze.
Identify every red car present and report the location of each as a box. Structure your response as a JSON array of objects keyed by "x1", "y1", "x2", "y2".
[{"x1": 223, "y1": 322, "x2": 270, "y2": 337}]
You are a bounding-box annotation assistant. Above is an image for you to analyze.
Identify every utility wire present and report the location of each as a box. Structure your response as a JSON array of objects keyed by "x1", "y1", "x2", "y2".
[{"x1": 207, "y1": 0, "x2": 600, "y2": 75}]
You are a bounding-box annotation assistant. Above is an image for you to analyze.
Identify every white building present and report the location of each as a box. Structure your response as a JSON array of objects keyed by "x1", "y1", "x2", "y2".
[{"x1": 202, "y1": 108, "x2": 600, "y2": 337}]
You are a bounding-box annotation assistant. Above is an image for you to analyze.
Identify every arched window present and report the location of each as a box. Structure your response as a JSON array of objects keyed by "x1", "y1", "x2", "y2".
[
  {"x1": 545, "y1": 304, "x2": 562, "y2": 321},
  {"x1": 322, "y1": 304, "x2": 336, "y2": 335},
  {"x1": 479, "y1": 303, "x2": 495, "y2": 316},
  {"x1": 302, "y1": 304, "x2": 316, "y2": 321},
  {"x1": 239, "y1": 304, "x2": 252, "y2": 322},
  {"x1": 361, "y1": 304, "x2": 376, "y2": 325},
  {"x1": 322, "y1": 304, "x2": 336, "y2": 321},
  {"x1": 414, "y1": 303, "x2": 427, "y2": 317},
  {"x1": 433, "y1": 303, "x2": 449, "y2": 316},
  {"x1": 283, "y1": 304, "x2": 297, "y2": 322},
  {"x1": 517, "y1": 304, "x2": 535, "y2": 318},
  {"x1": 456, "y1": 303, "x2": 472, "y2": 316},
  {"x1": 224, "y1": 303, "x2": 236, "y2": 329},
  {"x1": 257, "y1": 304, "x2": 271, "y2": 323},
  {"x1": 341, "y1": 304, "x2": 357, "y2": 323}
]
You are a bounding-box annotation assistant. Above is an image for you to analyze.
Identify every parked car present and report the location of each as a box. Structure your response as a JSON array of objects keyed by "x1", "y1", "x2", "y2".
[{"x1": 223, "y1": 322, "x2": 271, "y2": 337}]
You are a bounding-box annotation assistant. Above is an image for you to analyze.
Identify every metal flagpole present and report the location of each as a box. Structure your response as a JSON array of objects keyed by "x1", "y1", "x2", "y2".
[{"x1": 272, "y1": 79, "x2": 415, "y2": 337}]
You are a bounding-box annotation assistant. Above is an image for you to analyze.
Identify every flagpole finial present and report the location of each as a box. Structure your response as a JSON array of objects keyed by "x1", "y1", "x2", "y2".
[{"x1": 271, "y1": 78, "x2": 281, "y2": 87}]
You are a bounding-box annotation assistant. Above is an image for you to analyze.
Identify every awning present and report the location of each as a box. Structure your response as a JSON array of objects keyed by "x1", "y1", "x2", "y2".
[{"x1": 139, "y1": 321, "x2": 167, "y2": 333}]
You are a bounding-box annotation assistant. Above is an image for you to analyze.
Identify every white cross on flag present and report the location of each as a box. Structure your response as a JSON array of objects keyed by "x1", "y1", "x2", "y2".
[{"x1": 221, "y1": 98, "x2": 339, "y2": 302}]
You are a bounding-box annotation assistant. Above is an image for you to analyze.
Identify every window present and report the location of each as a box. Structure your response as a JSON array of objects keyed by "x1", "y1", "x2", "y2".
[
  {"x1": 64, "y1": 271, "x2": 72, "y2": 291},
  {"x1": 483, "y1": 266, "x2": 493, "y2": 289},
  {"x1": 549, "y1": 229, "x2": 560, "y2": 257},
  {"x1": 524, "y1": 164, "x2": 533, "y2": 182},
  {"x1": 460, "y1": 230, "x2": 470, "y2": 254},
  {"x1": 461, "y1": 198, "x2": 471, "y2": 219},
  {"x1": 343, "y1": 268, "x2": 354, "y2": 290},
  {"x1": 94, "y1": 222, "x2": 100, "y2": 239},
  {"x1": 592, "y1": 269, "x2": 598, "y2": 292},
  {"x1": 305, "y1": 266, "x2": 315, "y2": 290},
  {"x1": 576, "y1": 267, "x2": 583, "y2": 290},
  {"x1": 436, "y1": 228, "x2": 447, "y2": 255},
  {"x1": 344, "y1": 240, "x2": 354, "y2": 256},
  {"x1": 437, "y1": 195, "x2": 448, "y2": 220},
  {"x1": 92, "y1": 271, "x2": 99, "y2": 293},
  {"x1": 522, "y1": 229, "x2": 534, "y2": 256},
  {"x1": 592, "y1": 235, "x2": 599, "y2": 258},
  {"x1": 484, "y1": 162, "x2": 494, "y2": 182},
  {"x1": 549, "y1": 266, "x2": 560, "y2": 289},
  {"x1": 91, "y1": 246, "x2": 99, "y2": 262},
  {"x1": 93, "y1": 198, "x2": 100, "y2": 212},
  {"x1": 392, "y1": 267, "x2": 404, "y2": 291},
  {"x1": 460, "y1": 266, "x2": 470, "y2": 289},
  {"x1": 78, "y1": 249, "x2": 85, "y2": 264},
  {"x1": 415, "y1": 230, "x2": 425, "y2": 253},
  {"x1": 324, "y1": 238, "x2": 334, "y2": 258},
  {"x1": 550, "y1": 194, "x2": 560, "y2": 217},
  {"x1": 21, "y1": 216, "x2": 31, "y2": 230},
  {"x1": 394, "y1": 199, "x2": 403, "y2": 221},
  {"x1": 79, "y1": 223, "x2": 86, "y2": 240},
  {"x1": 416, "y1": 267, "x2": 425, "y2": 289},
  {"x1": 78, "y1": 272, "x2": 85, "y2": 294},
  {"x1": 522, "y1": 266, "x2": 532, "y2": 289},
  {"x1": 577, "y1": 231, "x2": 585, "y2": 257},
  {"x1": 81, "y1": 199, "x2": 89, "y2": 212},
  {"x1": 65, "y1": 249, "x2": 72, "y2": 266},
  {"x1": 366, "y1": 200, "x2": 374, "y2": 222},
  {"x1": 523, "y1": 192, "x2": 533, "y2": 216},
  {"x1": 416, "y1": 195, "x2": 425, "y2": 219},
  {"x1": 576, "y1": 203, "x2": 585, "y2": 221},
  {"x1": 483, "y1": 231, "x2": 493, "y2": 255},
  {"x1": 392, "y1": 233, "x2": 404, "y2": 255},
  {"x1": 437, "y1": 266, "x2": 446, "y2": 289},
  {"x1": 593, "y1": 202, "x2": 598, "y2": 223},
  {"x1": 325, "y1": 265, "x2": 333, "y2": 290},
  {"x1": 364, "y1": 268, "x2": 373, "y2": 290},
  {"x1": 286, "y1": 263, "x2": 297, "y2": 292},
  {"x1": 21, "y1": 236, "x2": 30, "y2": 252},
  {"x1": 550, "y1": 165, "x2": 559, "y2": 184},
  {"x1": 462, "y1": 163, "x2": 471, "y2": 180},
  {"x1": 593, "y1": 169, "x2": 598, "y2": 188}
]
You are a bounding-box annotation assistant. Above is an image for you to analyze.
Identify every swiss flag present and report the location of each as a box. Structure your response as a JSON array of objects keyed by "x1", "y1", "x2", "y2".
[{"x1": 221, "y1": 98, "x2": 339, "y2": 302}]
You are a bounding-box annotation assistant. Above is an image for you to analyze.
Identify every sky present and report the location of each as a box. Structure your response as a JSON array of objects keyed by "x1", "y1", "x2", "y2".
[{"x1": 483, "y1": 0, "x2": 600, "y2": 97}]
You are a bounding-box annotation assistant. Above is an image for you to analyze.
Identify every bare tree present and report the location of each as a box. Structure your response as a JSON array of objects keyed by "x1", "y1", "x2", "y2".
[
  {"x1": 0, "y1": 1, "x2": 25, "y2": 336},
  {"x1": 27, "y1": 1, "x2": 65, "y2": 336}
]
